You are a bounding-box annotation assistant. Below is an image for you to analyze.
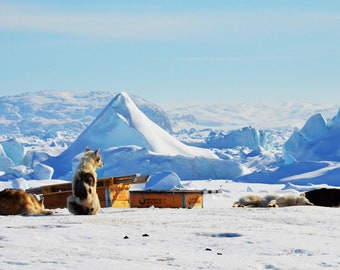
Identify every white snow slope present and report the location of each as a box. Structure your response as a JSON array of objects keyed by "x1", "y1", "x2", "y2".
[{"x1": 66, "y1": 92, "x2": 218, "y2": 158}]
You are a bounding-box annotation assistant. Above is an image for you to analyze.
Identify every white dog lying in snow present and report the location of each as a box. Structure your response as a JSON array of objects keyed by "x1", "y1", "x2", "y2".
[{"x1": 233, "y1": 194, "x2": 313, "y2": 208}]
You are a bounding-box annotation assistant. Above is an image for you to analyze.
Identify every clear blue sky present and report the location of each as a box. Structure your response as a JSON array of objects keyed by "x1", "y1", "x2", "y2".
[{"x1": 1, "y1": 0, "x2": 339, "y2": 107}]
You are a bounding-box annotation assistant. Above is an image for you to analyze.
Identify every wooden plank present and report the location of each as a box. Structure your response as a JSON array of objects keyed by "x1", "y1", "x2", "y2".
[
  {"x1": 41, "y1": 184, "x2": 132, "y2": 209},
  {"x1": 130, "y1": 192, "x2": 182, "y2": 208},
  {"x1": 129, "y1": 190, "x2": 203, "y2": 208},
  {"x1": 43, "y1": 190, "x2": 71, "y2": 209},
  {"x1": 96, "y1": 188, "x2": 108, "y2": 208},
  {"x1": 97, "y1": 174, "x2": 147, "y2": 185},
  {"x1": 112, "y1": 200, "x2": 130, "y2": 208},
  {"x1": 109, "y1": 185, "x2": 131, "y2": 201},
  {"x1": 114, "y1": 175, "x2": 149, "y2": 184},
  {"x1": 130, "y1": 190, "x2": 204, "y2": 194},
  {"x1": 96, "y1": 185, "x2": 130, "y2": 208},
  {"x1": 97, "y1": 177, "x2": 114, "y2": 187},
  {"x1": 42, "y1": 187, "x2": 203, "y2": 210},
  {"x1": 27, "y1": 182, "x2": 72, "y2": 194},
  {"x1": 113, "y1": 174, "x2": 138, "y2": 182},
  {"x1": 26, "y1": 174, "x2": 148, "y2": 195},
  {"x1": 184, "y1": 193, "x2": 203, "y2": 208},
  {"x1": 24, "y1": 174, "x2": 148, "y2": 209}
]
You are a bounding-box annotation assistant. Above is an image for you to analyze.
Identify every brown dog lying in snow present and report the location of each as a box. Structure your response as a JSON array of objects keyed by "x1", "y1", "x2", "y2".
[{"x1": 0, "y1": 189, "x2": 54, "y2": 215}]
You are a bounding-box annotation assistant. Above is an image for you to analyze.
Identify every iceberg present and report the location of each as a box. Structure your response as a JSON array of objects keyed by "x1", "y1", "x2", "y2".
[
  {"x1": 284, "y1": 112, "x2": 340, "y2": 162},
  {"x1": 46, "y1": 92, "x2": 242, "y2": 180}
]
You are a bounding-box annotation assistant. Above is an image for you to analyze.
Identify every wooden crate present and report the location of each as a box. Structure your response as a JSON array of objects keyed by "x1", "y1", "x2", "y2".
[
  {"x1": 26, "y1": 174, "x2": 148, "y2": 209},
  {"x1": 41, "y1": 190, "x2": 72, "y2": 209},
  {"x1": 129, "y1": 190, "x2": 203, "y2": 208},
  {"x1": 97, "y1": 183, "x2": 131, "y2": 208}
]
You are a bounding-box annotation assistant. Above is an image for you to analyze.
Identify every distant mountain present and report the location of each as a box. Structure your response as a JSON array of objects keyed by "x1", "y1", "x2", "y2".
[
  {"x1": 1, "y1": 90, "x2": 338, "y2": 139},
  {"x1": 169, "y1": 102, "x2": 339, "y2": 131},
  {"x1": 0, "y1": 90, "x2": 172, "y2": 138}
]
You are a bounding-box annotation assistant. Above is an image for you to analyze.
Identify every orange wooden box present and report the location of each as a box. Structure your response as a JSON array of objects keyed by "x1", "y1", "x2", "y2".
[
  {"x1": 129, "y1": 190, "x2": 203, "y2": 208},
  {"x1": 26, "y1": 174, "x2": 148, "y2": 209}
]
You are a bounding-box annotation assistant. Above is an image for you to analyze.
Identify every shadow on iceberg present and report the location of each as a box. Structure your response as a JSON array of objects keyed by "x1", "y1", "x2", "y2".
[
  {"x1": 98, "y1": 146, "x2": 244, "y2": 181},
  {"x1": 236, "y1": 161, "x2": 340, "y2": 186}
]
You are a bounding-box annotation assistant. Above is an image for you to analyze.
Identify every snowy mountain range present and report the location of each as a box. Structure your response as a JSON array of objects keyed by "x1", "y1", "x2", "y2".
[
  {"x1": 0, "y1": 90, "x2": 172, "y2": 138},
  {"x1": 0, "y1": 90, "x2": 339, "y2": 187},
  {"x1": 1, "y1": 90, "x2": 338, "y2": 138}
]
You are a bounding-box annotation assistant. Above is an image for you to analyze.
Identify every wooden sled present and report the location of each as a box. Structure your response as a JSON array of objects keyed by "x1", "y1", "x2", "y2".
[
  {"x1": 26, "y1": 174, "x2": 149, "y2": 209},
  {"x1": 130, "y1": 190, "x2": 204, "y2": 209}
]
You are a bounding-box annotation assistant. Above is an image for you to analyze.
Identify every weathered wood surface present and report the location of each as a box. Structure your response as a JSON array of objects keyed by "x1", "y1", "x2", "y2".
[
  {"x1": 25, "y1": 174, "x2": 149, "y2": 209},
  {"x1": 26, "y1": 174, "x2": 149, "y2": 194},
  {"x1": 130, "y1": 190, "x2": 204, "y2": 209}
]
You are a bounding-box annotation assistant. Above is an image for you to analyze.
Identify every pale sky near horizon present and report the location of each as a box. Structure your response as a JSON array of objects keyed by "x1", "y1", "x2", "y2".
[{"x1": 1, "y1": 0, "x2": 340, "y2": 108}]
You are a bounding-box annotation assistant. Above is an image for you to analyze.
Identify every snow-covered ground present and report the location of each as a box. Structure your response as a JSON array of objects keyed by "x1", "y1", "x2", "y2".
[{"x1": 1, "y1": 181, "x2": 339, "y2": 270}]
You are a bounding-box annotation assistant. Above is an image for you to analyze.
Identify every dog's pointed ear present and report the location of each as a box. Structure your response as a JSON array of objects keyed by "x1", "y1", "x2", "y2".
[
  {"x1": 94, "y1": 149, "x2": 100, "y2": 156},
  {"x1": 85, "y1": 147, "x2": 90, "y2": 153}
]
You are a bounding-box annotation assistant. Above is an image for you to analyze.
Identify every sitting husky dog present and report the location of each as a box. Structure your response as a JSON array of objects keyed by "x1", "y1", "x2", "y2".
[
  {"x1": 0, "y1": 189, "x2": 54, "y2": 215},
  {"x1": 67, "y1": 147, "x2": 103, "y2": 215},
  {"x1": 233, "y1": 193, "x2": 313, "y2": 208}
]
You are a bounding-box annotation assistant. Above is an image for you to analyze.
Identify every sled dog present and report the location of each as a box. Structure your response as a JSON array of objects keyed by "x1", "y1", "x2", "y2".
[
  {"x1": 304, "y1": 188, "x2": 340, "y2": 207},
  {"x1": 67, "y1": 147, "x2": 103, "y2": 215},
  {"x1": 0, "y1": 189, "x2": 54, "y2": 215},
  {"x1": 233, "y1": 193, "x2": 313, "y2": 208}
]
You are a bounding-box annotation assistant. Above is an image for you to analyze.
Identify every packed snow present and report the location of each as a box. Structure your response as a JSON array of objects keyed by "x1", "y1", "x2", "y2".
[
  {"x1": 1, "y1": 181, "x2": 340, "y2": 270},
  {"x1": 0, "y1": 90, "x2": 339, "y2": 269}
]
